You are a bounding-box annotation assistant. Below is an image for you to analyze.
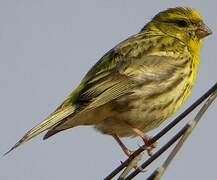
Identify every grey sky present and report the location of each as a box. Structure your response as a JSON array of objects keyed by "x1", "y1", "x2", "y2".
[{"x1": 0, "y1": 1, "x2": 216, "y2": 179}]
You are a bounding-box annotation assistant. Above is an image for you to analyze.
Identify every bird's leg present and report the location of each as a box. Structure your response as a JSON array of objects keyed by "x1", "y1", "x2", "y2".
[
  {"x1": 113, "y1": 135, "x2": 133, "y2": 157},
  {"x1": 113, "y1": 135, "x2": 144, "y2": 171},
  {"x1": 130, "y1": 127, "x2": 156, "y2": 156}
]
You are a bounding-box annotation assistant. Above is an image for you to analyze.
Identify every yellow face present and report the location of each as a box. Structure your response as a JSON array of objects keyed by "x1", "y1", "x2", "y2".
[{"x1": 146, "y1": 7, "x2": 212, "y2": 43}]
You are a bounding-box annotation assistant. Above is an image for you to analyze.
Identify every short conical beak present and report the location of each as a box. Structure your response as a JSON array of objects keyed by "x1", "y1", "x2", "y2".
[{"x1": 196, "y1": 23, "x2": 212, "y2": 39}]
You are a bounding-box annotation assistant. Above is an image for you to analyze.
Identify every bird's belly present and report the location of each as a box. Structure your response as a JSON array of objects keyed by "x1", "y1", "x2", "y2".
[{"x1": 95, "y1": 78, "x2": 193, "y2": 137}]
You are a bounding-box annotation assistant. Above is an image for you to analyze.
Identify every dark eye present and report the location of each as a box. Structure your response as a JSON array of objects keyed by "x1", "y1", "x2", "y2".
[{"x1": 175, "y1": 20, "x2": 189, "y2": 27}]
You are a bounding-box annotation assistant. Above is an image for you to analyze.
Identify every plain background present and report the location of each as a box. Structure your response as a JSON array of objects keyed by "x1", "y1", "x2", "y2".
[{"x1": 0, "y1": 1, "x2": 216, "y2": 179}]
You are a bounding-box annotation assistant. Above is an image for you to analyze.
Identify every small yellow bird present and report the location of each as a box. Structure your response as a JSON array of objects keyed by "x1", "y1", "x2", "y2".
[{"x1": 6, "y1": 7, "x2": 212, "y2": 156}]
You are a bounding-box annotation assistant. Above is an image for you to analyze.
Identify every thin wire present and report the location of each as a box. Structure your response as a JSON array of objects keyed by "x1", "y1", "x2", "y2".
[
  {"x1": 146, "y1": 89, "x2": 217, "y2": 180},
  {"x1": 125, "y1": 125, "x2": 189, "y2": 180},
  {"x1": 104, "y1": 82, "x2": 217, "y2": 180}
]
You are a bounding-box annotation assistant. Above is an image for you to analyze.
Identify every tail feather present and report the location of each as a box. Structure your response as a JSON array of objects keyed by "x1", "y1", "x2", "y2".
[
  {"x1": 43, "y1": 129, "x2": 62, "y2": 140},
  {"x1": 4, "y1": 106, "x2": 75, "y2": 156}
]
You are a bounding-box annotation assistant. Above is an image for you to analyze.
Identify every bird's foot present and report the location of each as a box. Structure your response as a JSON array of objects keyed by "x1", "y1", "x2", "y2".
[
  {"x1": 131, "y1": 127, "x2": 157, "y2": 156},
  {"x1": 123, "y1": 148, "x2": 134, "y2": 157}
]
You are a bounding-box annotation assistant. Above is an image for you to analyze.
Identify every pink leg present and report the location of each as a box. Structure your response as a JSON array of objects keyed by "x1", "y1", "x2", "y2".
[
  {"x1": 131, "y1": 127, "x2": 156, "y2": 156},
  {"x1": 113, "y1": 135, "x2": 132, "y2": 157}
]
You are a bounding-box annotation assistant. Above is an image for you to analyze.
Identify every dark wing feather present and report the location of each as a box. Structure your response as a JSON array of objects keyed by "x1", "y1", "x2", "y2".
[{"x1": 43, "y1": 49, "x2": 138, "y2": 139}]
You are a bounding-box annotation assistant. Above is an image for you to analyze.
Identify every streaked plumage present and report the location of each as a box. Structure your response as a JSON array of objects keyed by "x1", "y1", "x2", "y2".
[{"x1": 5, "y1": 7, "x2": 211, "y2": 155}]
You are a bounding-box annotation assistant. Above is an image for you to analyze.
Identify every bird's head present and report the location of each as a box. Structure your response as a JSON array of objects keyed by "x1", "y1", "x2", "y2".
[{"x1": 142, "y1": 7, "x2": 212, "y2": 44}]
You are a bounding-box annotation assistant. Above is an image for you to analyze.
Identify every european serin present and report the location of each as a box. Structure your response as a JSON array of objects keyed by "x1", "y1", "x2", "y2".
[{"x1": 6, "y1": 7, "x2": 212, "y2": 156}]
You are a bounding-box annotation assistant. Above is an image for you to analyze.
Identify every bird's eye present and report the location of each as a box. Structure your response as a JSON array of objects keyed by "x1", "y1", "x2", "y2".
[{"x1": 175, "y1": 20, "x2": 189, "y2": 27}]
